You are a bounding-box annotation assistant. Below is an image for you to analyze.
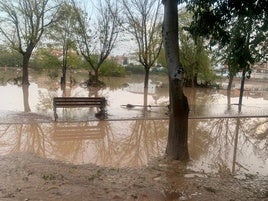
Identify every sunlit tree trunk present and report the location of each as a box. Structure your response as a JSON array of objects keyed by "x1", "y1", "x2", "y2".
[{"x1": 163, "y1": 0, "x2": 189, "y2": 160}]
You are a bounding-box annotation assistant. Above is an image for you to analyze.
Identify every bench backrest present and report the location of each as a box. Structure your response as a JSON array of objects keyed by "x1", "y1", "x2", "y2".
[{"x1": 53, "y1": 97, "x2": 106, "y2": 108}]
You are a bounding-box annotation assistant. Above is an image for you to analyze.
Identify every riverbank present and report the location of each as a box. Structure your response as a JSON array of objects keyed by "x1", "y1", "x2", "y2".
[{"x1": 0, "y1": 153, "x2": 267, "y2": 201}]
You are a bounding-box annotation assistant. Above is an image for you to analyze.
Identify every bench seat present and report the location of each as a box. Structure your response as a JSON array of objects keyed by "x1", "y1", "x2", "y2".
[{"x1": 53, "y1": 97, "x2": 106, "y2": 121}]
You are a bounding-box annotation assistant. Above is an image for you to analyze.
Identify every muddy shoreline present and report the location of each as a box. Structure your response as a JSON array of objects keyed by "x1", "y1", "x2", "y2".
[{"x1": 0, "y1": 153, "x2": 267, "y2": 201}]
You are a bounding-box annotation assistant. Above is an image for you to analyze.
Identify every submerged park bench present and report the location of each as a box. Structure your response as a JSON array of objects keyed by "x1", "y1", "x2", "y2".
[{"x1": 53, "y1": 97, "x2": 106, "y2": 121}]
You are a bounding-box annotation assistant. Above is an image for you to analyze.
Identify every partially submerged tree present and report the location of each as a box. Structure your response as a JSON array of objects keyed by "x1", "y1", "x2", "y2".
[
  {"x1": 121, "y1": 0, "x2": 163, "y2": 106},
  {"x1": 178, "y1": 11, "x2": 212, "y2": 87},
  {"x1": 162, "y1": 0, "x2": 189, "y2": 160},
  {"x1": 187, "y1": 0, "x2": 268, "y2": 109},
  {"x1": 49, "y1": 1, "x2": 79, "y2": 86},
  {"x1": 73, "y1": 0, "x2": 121, "y2": 86},
  {"x1": 0, "y1": 0, "x2": 62, "y2": 85}
]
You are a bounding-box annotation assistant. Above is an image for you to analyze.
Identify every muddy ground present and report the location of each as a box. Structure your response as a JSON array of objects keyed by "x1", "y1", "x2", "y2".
[{"x1": 0, "y1": 153, "x2": 267, "y2": 201}]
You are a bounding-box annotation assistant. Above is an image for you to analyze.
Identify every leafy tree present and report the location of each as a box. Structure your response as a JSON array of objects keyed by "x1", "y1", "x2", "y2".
[
  {"x1": 179, "y1": 32, "x2": 213, "y2": 86},
  {"x1": 72, "y1": 0, "x2": 121, "y2": 86},
  {"x1": 48, "y1": 1, "x2": 79, "y2": 85},
  {"x1": 0, "y1": 0, "x2": 62, "y2": 85},
  {"x1": 121, "y1": 0, "x2": 163, "y2": 106},
  {"x1": 157, "y1": 49, "x2": 167, "y2": 68},
  {"x1": 30, "y1": 48, "x2": 61, "y2": 78},
  {"x1": 178, "y1": 10, "x2": 214, "y2": 86},
  {"x1": 187, "y1": 0, "x2": 268, "y2": 108},
  {"x1": 158, "y1": 10, "x2": 214, "y2": 87},
  {"x1": 162, "y1": 0, "x2": 189, "y2": 160}
]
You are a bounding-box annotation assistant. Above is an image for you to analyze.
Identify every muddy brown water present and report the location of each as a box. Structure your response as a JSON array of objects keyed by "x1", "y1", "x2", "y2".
[{"x1": 0, "y1": 69, "x2": 267, "y2": 177}]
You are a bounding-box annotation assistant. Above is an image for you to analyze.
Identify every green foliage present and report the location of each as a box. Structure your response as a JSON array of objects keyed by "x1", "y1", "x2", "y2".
[
  {"x1": 125, "y1": 64, "x2": 145, "y2": 74},
  {"x1": 187, "y1": 0, "x2": 268, "y2": 74},
  {"x1": 42, "y1": 174, "x2": 56, "y2": 180},
  {"x1": 30, "y1": 48, "x2": 61, "y2": 71},
  {"x1": 178, "y1": 10, "x2": 215, "y2": 86},
  {"x1": 150, "y1": 66, "x2": 168, "y2": 75},
  {"x1": 99, "y1": 59, "x2": 125, "y2": 77},
  {"x1": 67, "y1": 52, "x2": 88, "y2": 70},
  {"x1": 0, "y1": 46, "x2": 22, "y2": 67},
  {"x1": 157, "y1": 49, "x2": 167, "y2": 67}
]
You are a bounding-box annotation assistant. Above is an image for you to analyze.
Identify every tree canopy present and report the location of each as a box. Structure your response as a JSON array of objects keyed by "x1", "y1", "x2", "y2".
[
  {"x1": 0, "y1": 0, "x2": 62, "y2": 85},
  {"x1": 187, "y1": 0, "x2": 268, "y2": 70},
  {"x1": 187, "y1": 0, "x2": 268, "y2": 106}
]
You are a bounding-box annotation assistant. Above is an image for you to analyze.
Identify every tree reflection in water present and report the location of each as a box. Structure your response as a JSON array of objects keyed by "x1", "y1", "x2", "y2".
[
  {"x1": 0, "y1": 122, "x2": 49, "y2": 157},
  {"x1": 91, "y1": 120, "x2": 168, "y2": 167},
  {"x1": 189, "y1": 117, "x2": 268, "y2": 175},
  {"x1": 0, "y1": 118, "x2": 267, "y2": 175}
]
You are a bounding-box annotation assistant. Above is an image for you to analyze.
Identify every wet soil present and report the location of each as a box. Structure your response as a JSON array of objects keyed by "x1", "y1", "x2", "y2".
[{"x1": 0, "y1": 153, "x2": 267, "y2": 201}]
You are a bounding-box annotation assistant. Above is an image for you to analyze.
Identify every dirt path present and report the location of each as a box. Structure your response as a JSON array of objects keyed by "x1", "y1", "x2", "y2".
[{"x1": 0, "y1": 153, "x2": 267, "y2": 201}]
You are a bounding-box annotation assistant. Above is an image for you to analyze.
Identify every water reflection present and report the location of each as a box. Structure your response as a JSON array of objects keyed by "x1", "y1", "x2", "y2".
[
  {"x1": 1, "y1": 70, "x2": 268, "y2": 121},
  {"x1": 189, "y1": 118, "x2": 268, "y2": 175},
  {"x1": 0, "y1": 70, "x2": 268, "y2": 176},
  {"x1": 0, "y1": 118, "x2": 267, "y2": 175}
]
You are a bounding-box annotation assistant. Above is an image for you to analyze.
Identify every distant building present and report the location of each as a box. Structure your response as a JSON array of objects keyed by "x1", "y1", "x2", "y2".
[
  {"x1": 251, "y1": 62, "x2": 268, "y2": 79},
  {"x1": 109, "y1": 53, "x2": 140, "y2": 67}
]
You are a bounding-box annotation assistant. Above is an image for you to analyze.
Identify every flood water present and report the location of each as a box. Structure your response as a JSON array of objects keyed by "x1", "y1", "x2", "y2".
[{"x1": 0, "y1": 68, "x2": 268, "y2": 176}]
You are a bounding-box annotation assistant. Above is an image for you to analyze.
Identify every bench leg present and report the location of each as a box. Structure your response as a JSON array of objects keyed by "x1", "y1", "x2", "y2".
[
  {"x1": 95, "y1": 106, "x2": 106, "y2": 120},
  {"x1": 53, "y1": 107, "x2": 58, "y2": 121}
]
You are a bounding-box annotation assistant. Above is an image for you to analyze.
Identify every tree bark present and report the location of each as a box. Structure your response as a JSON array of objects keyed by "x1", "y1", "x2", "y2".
[
  {"x1": 238, "y1": 69, "x2": 246, "y2": 113},
  {"x1": 143, "y1": 68, "x2": 150, "y2": 108},
  {"x1": 61, "y1": 44, "x2": 68, "y2": 86},
  {"x1": 227, "y1": 74, "x2": 234, "y2": 109},
  {"x1": 22, "y1": 84, "x2": 31, "y2": 112},
  {"x1": 22, "y1": 53, "x2": 31, "y2": 85},
  {"x1": 163, "y1": 0, "x2": 189, "y2": 160}
]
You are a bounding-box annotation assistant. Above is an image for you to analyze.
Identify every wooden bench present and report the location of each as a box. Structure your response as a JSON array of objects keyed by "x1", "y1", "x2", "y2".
[{"x1": 53, "y1": 97, "x2": 106, "y2": 121}]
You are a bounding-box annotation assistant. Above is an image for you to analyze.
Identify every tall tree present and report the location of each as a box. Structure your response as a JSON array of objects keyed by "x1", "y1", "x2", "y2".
[
  {"x1": 187, "y1": 0, "x2": 268, "y2": 109},
  {"x1": 178, "y1": 10, "x2": 212, "y2": 87},
  {"x1": 49, "y1": 1, "x2": 79, "y2": 86},
  {"x1": 162, "y1": 0, "x2": 189, "y2": 160},
  {"x1": 73, "y1": 0, "x2": 120, "y2": 86},
  {"x1": 0, "y1": 0, "x2": 61, "y2": 85},
  {"x1": 121, "y1": 0, "x2": 163, "y2": 106}
]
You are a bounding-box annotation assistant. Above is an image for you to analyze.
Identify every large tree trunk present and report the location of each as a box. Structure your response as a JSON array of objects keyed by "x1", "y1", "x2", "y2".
[
  {"x1": 22, "y1": 53, "x2": 31, "y2": 85},
  {"x1": 93, "y1": 68, "x2": 99, "y2": 83},
  {"x1": 163, "y1": 0, "x2": 189, "y2": 160}
]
